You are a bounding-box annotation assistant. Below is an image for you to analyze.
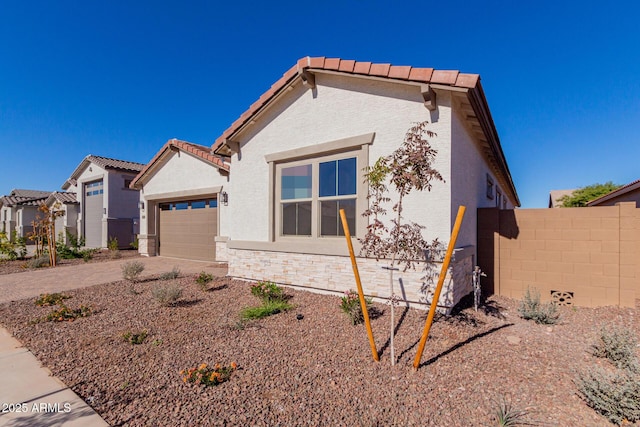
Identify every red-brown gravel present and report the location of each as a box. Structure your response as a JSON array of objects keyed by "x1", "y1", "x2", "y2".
[{"x1": 0, "y1": 276, "x2": 638, "y2": 426}]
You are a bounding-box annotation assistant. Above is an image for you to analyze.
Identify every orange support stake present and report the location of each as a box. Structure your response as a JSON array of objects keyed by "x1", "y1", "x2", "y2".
[
  {"x1": 413, "y1": 205, "x2": 466, "y2": 370},
  {"x1": 339, "y1": 209, "x2": 379, "y2": 362}
]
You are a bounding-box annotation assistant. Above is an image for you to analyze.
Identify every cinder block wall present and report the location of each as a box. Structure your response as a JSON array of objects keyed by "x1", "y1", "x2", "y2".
[{"x1": 478, "y1": 202, "x2": 639, "y2": 307}]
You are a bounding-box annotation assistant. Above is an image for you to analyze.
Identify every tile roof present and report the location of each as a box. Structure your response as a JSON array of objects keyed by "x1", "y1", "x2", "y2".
[
  {"x1": 63, "y1": 155, "x2": 146, "y2": 189},
  {"x1": 10, "y1": 189, "x2": 51, "y2": 198},
  {"x1": 130, "y1": 139, "x2": 229, "y2": 189},
  {"x1": 46, "y1": 191, "x2": 78, "y2": 205},
  {"x1": 86, "y1": 155, "x2": 145, "y2": 173},
  {"x1": 213, "y1": 56, "x2": 480, "y2": 150},
  {"x1": 0, "y1": 195, "x2": 31, "y2": 207},
  {"x1": 16, "y1": 197, "x2": 47, "y2": 207},
  {"x1": 587, "y1": 178, "x2": 640, "y2": 206},
  {"x1": 211, "y1": 56, "x2": 520, "y2": 207}
]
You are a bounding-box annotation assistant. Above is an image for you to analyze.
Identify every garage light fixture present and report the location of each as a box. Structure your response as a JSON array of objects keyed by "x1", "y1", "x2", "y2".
[
  {"x1": 138, "y1": 201, "x2": 145, "y2": 210},
  {"x1": 221, "y1": 191, "x2": 228, "y2": 206}
]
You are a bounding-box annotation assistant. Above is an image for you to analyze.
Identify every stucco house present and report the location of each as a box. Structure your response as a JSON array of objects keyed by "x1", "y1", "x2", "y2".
[
  {"x1": 44, "y1": 191, "x2": 79, "y2": 244},
  {"x1": 207, "y1": 56, "x2": 519, "y2": 311},
  {"x1": 0, "y1": 189, "x2": 51, "y2": 240},
  {"x1": 548, "y1": 189, "x2": 576, "y2": 208},
  {"x1": 130, "y1": 139, "x2": 229, "y2": 261},
  {"x1": 61, "y1": 155, "x2": 145, "y2": 248},
  {"x1": 587, "y1": 178, "x2": 640, "y2": 207}
]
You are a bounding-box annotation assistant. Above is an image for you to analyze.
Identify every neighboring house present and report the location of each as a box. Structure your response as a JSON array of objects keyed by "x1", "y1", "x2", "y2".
[
  {"x1": 130, "y1": 139, "x2": 229, "y2": 261},
  {"x1": 44, "y1": 191, "x2": 79, "y2": 244},
  {"x1": 587, "y1": 178, "x2": 640, "y2": 207},
  {"x1": 0, "y1": 189, "x2": 51, "y2": 240},
  {"x1": 61, "y1": 155, "x2": 145, "y2": 248},
  {"x1": 209, "y1": 56, "x2": 519, "y2": 311},
  {"x1": 548, "y1": 189, "x2": 576, "y2": 208}
]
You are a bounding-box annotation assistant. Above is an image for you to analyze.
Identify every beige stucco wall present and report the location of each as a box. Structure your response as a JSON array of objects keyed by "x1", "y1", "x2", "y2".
[
  {"x1": 450, "y1": 106, "x2": 515, "y2": 255},
  {"x1": 227, "y1": 72, "x2": 452, "y2": 245}
]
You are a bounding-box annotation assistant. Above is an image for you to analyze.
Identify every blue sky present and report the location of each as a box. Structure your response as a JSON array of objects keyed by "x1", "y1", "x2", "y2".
[{"x1": 1, "y1": 0, "x2": 638, "y2": 207}]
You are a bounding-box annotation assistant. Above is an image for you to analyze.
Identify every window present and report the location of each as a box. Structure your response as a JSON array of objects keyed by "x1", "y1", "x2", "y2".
[
  {"x1": 277, "y1": 154, "x2": 358, "y2": 238},
  {"x1": 486, "y1": 174, "x2": 494, "y2": 200},
  {"x1": 496, "y1": 189, "x2": 502, "y2": 208},
  {"x1": 85, "y1": 180, "x2": 103, "y2": 197}
]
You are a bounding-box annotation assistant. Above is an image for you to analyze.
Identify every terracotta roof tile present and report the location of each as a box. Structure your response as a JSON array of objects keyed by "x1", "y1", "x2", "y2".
[
  {"x1": 338, "y1": 59, "x2": 356, "y2": 72},
  {"x1": 353, "y1": 61, "x2": 372, "y2": 74},
  {"x1": 131, "y1": 139, "x2": 229, "y2": 189},
  {"x1": 408, "y1": 67, "x2": 434, "y2": 81},
  {"x1": 431, "y1": 70, "x2": 459, "y2": 85},
  {"x1": 324, "y1": 58, "x2": 341, "y2": 70},
  {"x1": 309, "y1": 57, "x2": 325, "y2": 68},
  {"x1": 213, "y1": 57, "x2": 481, "y2": 151},
  {"x1": 388, "y1": 65, "x2": 412, "y2": 80},
  {"x1": 456, "y1": 73, "x2": 480, "y2": 88},
  {"x1": 369, "y1": 63, "x2": 391, "y2": 77}
]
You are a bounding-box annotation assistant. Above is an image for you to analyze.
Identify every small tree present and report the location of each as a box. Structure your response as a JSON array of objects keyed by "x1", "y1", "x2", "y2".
[
  {"x1": 359, "y1": 121, "x2": 444, "y2": 365},
  {"x1": 559, "y1": 182, "x2": 620, "y2": 207},
  {"x1": 28, "y1": 203, "x2": 64, "y2": 267}
]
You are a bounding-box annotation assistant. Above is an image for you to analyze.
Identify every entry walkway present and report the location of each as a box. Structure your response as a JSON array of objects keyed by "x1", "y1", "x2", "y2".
[{"x1": 0, "y1": 257, "x2": 227, "y2": 426}]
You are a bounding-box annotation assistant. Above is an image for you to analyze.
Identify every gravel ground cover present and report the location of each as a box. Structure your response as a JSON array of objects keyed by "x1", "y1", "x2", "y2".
[
  {"x1": 0, "y1": 249, "x2": 140, "y2": 275},
  {"x1": 0, "y1": 275, "x2": 638, "y2": 426}
]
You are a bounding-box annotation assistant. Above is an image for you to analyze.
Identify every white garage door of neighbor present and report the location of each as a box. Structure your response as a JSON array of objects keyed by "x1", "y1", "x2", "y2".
[{"x1": 84, "y1": 180, "x2": 104, "y2": 248}]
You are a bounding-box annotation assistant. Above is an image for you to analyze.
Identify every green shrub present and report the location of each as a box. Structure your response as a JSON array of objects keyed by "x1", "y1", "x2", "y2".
[
  {"x1": 575, "y1": 366, "x2": 640, "y2": 425},
  {"x1": 517, "y1": 286, "x2": 559, "y2": 325},
  {"x1": 159, "y1": 267, "x2": 181, "y2": 280},
  {"x1": 0, "y1": 231, "x2": 27, "y2": 260},
  {"x1": 240, "y1": 300, "x2": 292, "y2": 320},
  {"x1": 122, "y1": 261, "x2": 145, "y2": 282},
  {"x1": 151, "y1": 283, "x2": 183, "y2": 306},
  {"x1": 108, "y1": 236, "x2": 119, "y2": 251},
  {"x1": 250, "y1": 281, "x2": 285, "y2": 303},
  {"x1": 340, "y1": 289, "x2": 373, "y2": 325},
  {"x1": 130, "y1": 237, "x2": 139, "y2": 250},
  {"x1": 122, "y1": 330, "x2": 148, "y2": 344},
  {"x1": 196, "y1": 271, "x2": 214, "y2": 290},
  {"x1": 44, "y1": 304, "x2": 92, "y2": 322},
  {"x1": 494, "y1": 395, "x2": 536, "y2": 427},
  {"x1": 56, "y1": 232, "x2": 96, "y2": 260},
  {"x1": 27, "y1": 255, "x2": 50, "y2": 269},
  {"x1": 592, "y1": 325, "x2": 639, "y2": 372},
  {"x1": 35, "y1": 293, "x2": 71, "y2": 306}
]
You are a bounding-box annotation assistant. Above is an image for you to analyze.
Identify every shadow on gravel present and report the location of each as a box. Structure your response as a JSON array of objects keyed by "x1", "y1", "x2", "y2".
[
  {"x1": 378, "y1": 306, "x2": 410, "y2": 358},
  {"x1": 205, "y1": 283, "x2": 228, "y2": 292},
  {"x1": 417, "y1": 323, "x2": 513, "y2": 368},
  {"x1": 173, "y1": 299, "x2": 203, "y2": 308}
]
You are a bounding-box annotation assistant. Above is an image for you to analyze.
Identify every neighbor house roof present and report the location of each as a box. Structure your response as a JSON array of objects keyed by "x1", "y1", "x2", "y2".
[
  {"x1": 587, "y1": 178, "x2": 640, "y2": 206},
  {"x1": 10, "y1": 189, "x2": 51, "y2": 199},
  {"x1": 0, "y1": 189, "x2": 51, "y2": 208},
  {"x1": 45, "y1": 191, "x2": 78, "y2": 206},
  {"x1": 548, "y1": 189, "x2": 576, "y2": 208},
  {"x1": 63, "y1": 155, "x2": 146, "y2": 190},
  {"x1": 15, "y1": 196, "x2": 47, "y2": 207},
  {"x1": 130, "y1": 139, "x2": 229, "y2": 189},
  {"x1": 212, "y1": 56, "x2": 520, "y2": 206}
]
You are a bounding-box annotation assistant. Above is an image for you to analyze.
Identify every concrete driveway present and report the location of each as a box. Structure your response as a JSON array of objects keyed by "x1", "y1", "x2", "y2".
[{"x1": 0, "y1": 256, "x2": 227, "y2": 304}]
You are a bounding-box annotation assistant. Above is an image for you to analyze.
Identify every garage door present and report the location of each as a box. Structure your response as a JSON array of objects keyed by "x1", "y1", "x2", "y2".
[
  {"x1": 159, "y1": 199, "x2": 217, "y2": 261},
  {"x1": 84, "y1": 180, "x2": 103, "y2": 248}
]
